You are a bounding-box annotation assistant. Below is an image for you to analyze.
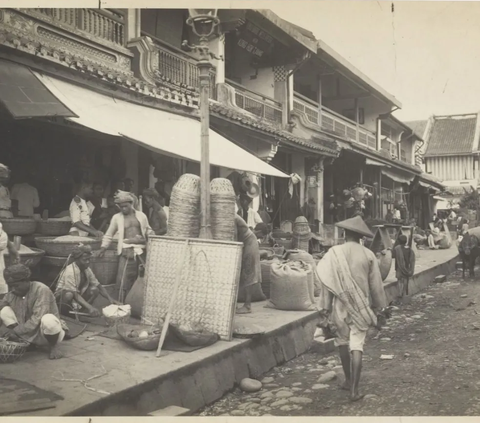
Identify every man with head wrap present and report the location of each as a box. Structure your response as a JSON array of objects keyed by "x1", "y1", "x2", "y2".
[
  {"x1": 143, "y1": 188, "x2": 167, "y2": 236},
  {"x1": 0, "y1": 164, "x2": 13, "y2": 218},
  {"x1": 55, "y1": 244, "x2": 119, "y2": 317},
  {"x1": 98, "y1": 190, "x2": 154, "y2": 302},
  {"x1": 0, "y1": 264, "x2": 67, "y2": 359}
]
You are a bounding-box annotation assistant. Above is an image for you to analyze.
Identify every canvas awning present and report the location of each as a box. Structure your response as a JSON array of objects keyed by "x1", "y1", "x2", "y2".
[
  {"x1": 381, "y1": 168, "x2": 415, "y2": 184},
  {"x1": 33, "y1": 72, "x2": 289, "y2": 178},
  {"x1": 0, "y1": 59, "x2": 76, "y2": 119},
  {"x1": 365, "y1": 158, "x2": 386, "y2": 167}
]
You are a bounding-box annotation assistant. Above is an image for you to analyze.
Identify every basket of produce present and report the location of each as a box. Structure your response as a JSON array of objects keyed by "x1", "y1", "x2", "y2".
[
  {"x1": 0, "y1": 218, "x2": 37, "y2": 236},
  {"x1": 3, "y1": 246, "x2": 45, "y2": 268},
  {"x1": 117, "y1": 323, "x2": 163, "y2": 351},
  {"x1": 169, "y1": 322, "x2": 219, "y2": 347},
  {"x1": 0, "y1": 339, "x2": 29, "y2": 363},
  {"x1": 38, "y1": 218, "x2": 71, "y2": 236},
  {"x1": 102, "y1": 304, "x2": 131, "y2": 327},
  {"x1": 34, "y1": 235, "x2": 102, "y2": 257},
  {"x1": 90, "y1": 251, "x2": 119, "y2": 285}
]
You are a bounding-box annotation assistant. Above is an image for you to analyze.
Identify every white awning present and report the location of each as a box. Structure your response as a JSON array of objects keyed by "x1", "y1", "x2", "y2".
[
  {"x1": 381, "y1": 168, "x2": 415, "y2": 184},
  {"x1": 33, "y1": 72, "x2": 289, "y2": 178},
  {"x1": 365, "y1": 158, "x2": 386, "y2": 167}
]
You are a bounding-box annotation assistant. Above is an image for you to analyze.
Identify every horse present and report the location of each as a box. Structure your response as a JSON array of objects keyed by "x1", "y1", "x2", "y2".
[{"x1": 458, "y1": 232, "x2": 480, "y2": 278}]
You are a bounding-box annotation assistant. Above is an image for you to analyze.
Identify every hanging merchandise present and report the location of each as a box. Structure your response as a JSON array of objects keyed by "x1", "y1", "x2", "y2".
[
  {"x1": 167, "y1": 174, "x2": 201, "y2": 238},
  {"x1": 210, "y1": 178, "x2": 236, "y2": 242},
  {"x1": 288, "y1": 173, "x2": 302, "y2": 197},
  {"x1": 226, "y1": 171, "x2": 243, "y2": 196}
]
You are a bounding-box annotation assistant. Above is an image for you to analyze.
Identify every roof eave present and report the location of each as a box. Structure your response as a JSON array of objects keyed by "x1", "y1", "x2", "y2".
[{"x1": 316, "y1": 39, "x2": 402, "y2": 109}]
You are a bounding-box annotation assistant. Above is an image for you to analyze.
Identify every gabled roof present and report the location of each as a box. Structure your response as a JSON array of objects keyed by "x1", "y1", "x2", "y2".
[
  {"x1": 424, "y1": 113, "x2": 479, "y2": 157},
  {"x1": 405, "y1": 120, "x2": 428, "y2": 139}
]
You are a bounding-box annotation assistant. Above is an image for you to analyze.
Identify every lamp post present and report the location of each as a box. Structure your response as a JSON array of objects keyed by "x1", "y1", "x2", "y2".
[{"x1": 183, "y1": 9, "x2": 223, "y2": 239}]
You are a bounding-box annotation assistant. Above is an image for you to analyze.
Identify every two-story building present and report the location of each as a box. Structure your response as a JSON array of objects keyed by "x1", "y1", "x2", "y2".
[{"x1": 0, "y1": 7, "x2": 442, "y2": 228}]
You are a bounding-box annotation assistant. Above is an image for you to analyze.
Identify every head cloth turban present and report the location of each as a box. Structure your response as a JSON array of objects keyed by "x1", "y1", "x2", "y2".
[{"x1": 4, "y1": 263, "x2": 31, "y2": 284}]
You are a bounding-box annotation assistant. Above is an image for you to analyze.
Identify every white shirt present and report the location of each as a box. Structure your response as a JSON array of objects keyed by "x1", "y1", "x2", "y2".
[
  {"x1": 69, "y1": 197, "x2": 95, "y2": 237},
  {"x1": 236, "y1": 204, "x2": 263, "y2": 228},
  {"x1": 11, "y1": 183, "x2": 40, "y2": 217},
  {"x1": 0, "y1": 186, "x2": 12, "y2": 218}
]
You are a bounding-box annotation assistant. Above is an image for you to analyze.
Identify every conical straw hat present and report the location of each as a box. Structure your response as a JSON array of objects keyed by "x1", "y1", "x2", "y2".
[{"x1": 335, "y1": 216, "x2": 374, "y2": 238}]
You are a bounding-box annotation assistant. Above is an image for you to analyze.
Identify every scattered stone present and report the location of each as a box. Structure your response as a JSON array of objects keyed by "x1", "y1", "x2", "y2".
[
  {"x1": 296, "y1": 365, "x2": 305, "y2": 370},
  {"x1": 318, "y1": 371, "x2": 337, "y2": 384},
  {"x1": 260, "y1": 392, "x2": 274, "y2": 399},
  {"x1": 261, "y1": 377, "x2": 275, "y2": 384},
  {"x1": 240, "y1": 378, "x2": 262, "y2": 393},
  {"x1": 292, "y1": 388, "x2": 302, "y2": 392},
  {"x1": 312, "y1": 384, "x2": 329, "y2": 390},
  {"x1": 230, "y1": 410, "x2": 244, "y2": 416},
  {"x1": 380, "y1": 337, "x2": 392, "y2": 342},
  {"x1": 380, "y1": 354, "x2": 394, "y2": 360},
  {"x1": 304, "y1": 389, "x2": 313, "y2": 393},
  {"x1": 264, "y1": 384, "x2": 279, "y2": 388},
  {"x1": 404, "y1": 353, "x2": 411, "y2": 358},
  {"x1": 461, "y1": 294, "x2": 468, "y2": 298},
  {"x1": 318, "y1": 358, "x2": 329, "y2": 365},
  {"x1": 261, "y1": 397, "x2": 273, "y2": 405},
  {"x1": 276, "y1": 390, "x2": 294, "y2": 399},
  {"x1": 290, "y1": 397, "x2": 313, "y2": 404},
  {"x1": 271, "y1": 399, "x2": 290, "y2": 408},
  {"x1": 280, "y1": 405, "x2": 293, "y2": 411},
  {"x1": 434, "y1": 275, "x2": 446, "y2": 283},
  {"x1": 405, "y1": 318, "x2": 414, "y2": 323},
  {"x1": 365, "y1": 394, "x2": 379, "y2": 400},
  {"x1": 292, "y1": 382, "x2": 302, "y2": 386},
  {"x1": 250, "y1": 398, "x2": 262, "y2": 404}
]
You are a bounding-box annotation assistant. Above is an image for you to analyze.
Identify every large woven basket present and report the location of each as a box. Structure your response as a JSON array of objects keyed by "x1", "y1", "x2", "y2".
[
  {"x1": 292, "y1": 233, "x2": 311, "y2": 252},
  {"x1": 104, "y1": 311, "x2": 131, "y2": 327},
  {"x1": 293, "y1": 216, "x2": 311, "y2": 235},
  {"x1": 0, "y1": 339, "x2": 29, "y2": 363},
  {"x1": 38, "y1": 219, "x2": 71, "y2": 236},
  {"x1": 41, "y1": 255, "x2": 68, "y2": 267},
  {"x1": 116, "y1": 323, "x2": 162, "y2": 351},
  {"x1": 90, "y1": 251, "x2": 119, "y2": 285},
  {"x1": 210, "y1": 178, "x2": 236, "y2": 241},
  {"x1": 167, "y1": 174, "x2": 201, "y2": 238},
  {"x1": 3, "y1": 247, "x2": 45, "y2": 268},
  {"x1": 34, "y1": 237, "x2": 102, "y2": 257},
  {"x1": 0, "y1": 218, "x2": 37, "y2": 236}
]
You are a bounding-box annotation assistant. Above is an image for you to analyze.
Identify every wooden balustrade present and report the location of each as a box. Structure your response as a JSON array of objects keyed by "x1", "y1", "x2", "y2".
[{"x1": 227, "y1": 79, "x2": 283, "y2": 125}]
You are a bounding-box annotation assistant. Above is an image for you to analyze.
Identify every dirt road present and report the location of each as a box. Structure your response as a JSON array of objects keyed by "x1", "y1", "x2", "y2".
[{"x1": 198, "y1": 267, "x2": 480, "y2": 416}]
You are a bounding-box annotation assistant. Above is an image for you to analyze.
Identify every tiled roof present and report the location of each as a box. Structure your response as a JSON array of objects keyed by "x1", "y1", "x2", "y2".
[
  {"x1": 419, "y1": 172, "x2": 445, "y2": 190},
  {"x1": 210, "y1": 102, "x2": 339, "y2": 156},
  {"x1": 405, "y1": 120, "x2": 428, "y2": 139},
  {"x1": 424, "y1": 114, "x2": 478, "y2": 157}
]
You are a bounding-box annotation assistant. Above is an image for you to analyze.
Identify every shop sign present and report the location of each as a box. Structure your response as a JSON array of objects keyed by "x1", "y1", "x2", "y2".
[{"x1": 237, "y1": 21, "x2": 274, "y2": 58}]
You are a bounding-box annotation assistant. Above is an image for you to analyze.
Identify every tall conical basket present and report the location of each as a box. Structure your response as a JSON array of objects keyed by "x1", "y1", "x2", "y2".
[
  {"x1": 211, "y1": 178, "x2": 236, "y2": 242},
  {"x1": 167, "y1": 174, "x2": 201, "y2": 238}
]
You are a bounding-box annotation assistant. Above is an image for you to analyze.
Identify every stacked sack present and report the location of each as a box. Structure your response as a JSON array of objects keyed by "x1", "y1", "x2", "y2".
[
  {"x1": 267, "y1": 260, "x2": 317, "y2": 311},
  {"x1": 284, "y1": 249, "x2": 322, "y2": 297}
]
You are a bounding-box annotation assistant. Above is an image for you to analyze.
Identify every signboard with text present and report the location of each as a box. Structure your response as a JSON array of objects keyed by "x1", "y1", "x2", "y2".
[{"x1": 237, "y1": 21, "x2": 275, "y2": 58}]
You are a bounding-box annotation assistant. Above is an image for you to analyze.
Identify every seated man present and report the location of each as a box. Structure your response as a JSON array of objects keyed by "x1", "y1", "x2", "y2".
[
  {"x1": 0, "y1": 264, "x2": 67, "y2": 359},
  {"x1": 55, "y1": 244, "x2": 119, "y2": 317}
]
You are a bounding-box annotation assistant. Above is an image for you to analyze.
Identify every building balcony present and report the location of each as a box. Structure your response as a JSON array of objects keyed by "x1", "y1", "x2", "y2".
[
  {"x1": 225, "y1": 79, "x2": 283, "y2": 125},
  {"x1": 293, "y1": 92, "x2": 377, "y2": 149}
]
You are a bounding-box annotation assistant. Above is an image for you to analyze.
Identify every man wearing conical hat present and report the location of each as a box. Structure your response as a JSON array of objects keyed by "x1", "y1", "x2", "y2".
[{"x1": 317, "y1": 215, "x2": 387, "y2": 402}]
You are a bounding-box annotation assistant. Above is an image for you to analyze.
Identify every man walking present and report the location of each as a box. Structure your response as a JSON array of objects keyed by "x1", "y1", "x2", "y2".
[
  {"x1": 393, "y1": 234, "x2": 416, "y2": 301},
  {"x1": 317, "y1": 216, "x2": 387, "y2": 401}
]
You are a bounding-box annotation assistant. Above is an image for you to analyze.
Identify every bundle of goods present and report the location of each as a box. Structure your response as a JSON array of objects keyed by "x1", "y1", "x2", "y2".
[
  {"x1": 38, "y1": 217, "x2": 71, "y2": 236},
  {"x1": 284, "y1": 249, "x2": 320, "y2": 298},
  {"x1": 3, "y1": 245, "x2": 45, "y2": 268},
  {"x1": 167, "y1": 174, "x2": 201, "y2": 238},
  {"x1": 259, "y1": 257, "x2": 281, "y2": 299},
  {"x1": 34, "y1": 235, "x2": 102, "y2": 257},
  {"x1": 0, "y1": 338, "x2": 29, "y2": 363},
  {"x1": 237, "y1": 283, "x2": 266, "y2": 303},
  {"x1": 267, "y1": 260, "x2": 317, "y2": 311},
  {"x1": 0, "y1": 218, "x2": 37, "y2": 236},
  {"x1": 102, "y1": 304, "x2": 131, "y2": 327},
  {"x1": 125, "y1": 266, "x2": 145, "y2": 318},
  {"x1": 292, "y1": 216, "x2": 312, "y2": 252},
  {"x1": 169, "y1": 322, "x2": 219, "y2": 347},
  {"x1": 90, "y1": 250, "x2": 119, "y2": 286},
  {"x1": 117, "y1": 323, "x2": 163, "y2": 351},
  {"x1": 376, "y1": 249, "x2": 393, "y2": 281},
  {"x1": 210, "y1": 178, "x2": 236, "y2": 241}
]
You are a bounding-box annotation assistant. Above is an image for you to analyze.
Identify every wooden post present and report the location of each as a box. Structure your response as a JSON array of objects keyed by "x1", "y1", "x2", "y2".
[
  {"x1": 376, "y1": 118, "x2": 382, "y2": 150},
  {"x1": 354, "y1": 98, "x2": 360, "y2": 143},
  {"x1": 378, "y1": 168, "x2": 382, "y2": 218},
  {"x1": 359, "y1": 168, "x2": 363, "y2": 184},
  {"x1": 317, "y1": 75, "x2": 323, "y2": 127},
  {"x1": 198, "y1": 59, "x2": 212, "y2": 239}
]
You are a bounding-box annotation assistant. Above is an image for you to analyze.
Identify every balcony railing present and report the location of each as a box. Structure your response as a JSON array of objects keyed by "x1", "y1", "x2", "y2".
[
  {"x1": 293, "y1": 92, "x2": 377, "y2": 149},
  {"x1": 227, "y1": 79, "x2": 283, "y2": 125},
  {"x1": 22, "y1": 8, "x2": 126, "y2": 47},
  {"x1": 146, "y1": 34, "x2": 216, "y2": 99}
]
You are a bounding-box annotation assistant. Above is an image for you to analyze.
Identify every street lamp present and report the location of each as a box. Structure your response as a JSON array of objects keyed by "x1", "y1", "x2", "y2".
[{"x1": 183, "y1": 9, "x2": 223, "y2": 239}]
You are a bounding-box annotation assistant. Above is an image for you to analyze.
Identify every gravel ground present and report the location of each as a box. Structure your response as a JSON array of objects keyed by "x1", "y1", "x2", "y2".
[{"x1": 197, "y1": 266, "x2": 480, "y2": 416}]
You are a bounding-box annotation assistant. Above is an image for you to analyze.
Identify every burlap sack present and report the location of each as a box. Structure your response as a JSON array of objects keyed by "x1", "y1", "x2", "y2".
[
  {"x1": 125, "y1": 276, "x2": 145, "y2": 318},
  {"x1": 284, "y1": 250, "x2": 321, "y2": 297}
]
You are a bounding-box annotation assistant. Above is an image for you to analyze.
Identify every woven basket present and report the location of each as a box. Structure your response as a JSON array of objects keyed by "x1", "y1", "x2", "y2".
[
  {"x1": 0, "y1": 218, "x2": 37, "y2": 236},
  {"x1": 167, "y1": 174, "x2": 201, "y2": 238},
  {"x1": 38, "y1": 219, "x2": 71, "y2": 236},
  {"x1": 4, "y1": 247, "x2": 45, "y2": 268},
  {"x1": 169, "y1": 323, "x2": 219, "y2": 347},
  {"x1": 0, "y1": 339, "x2": 29, "y2": 363},
  {"x1": 292, "y1": 234, "x2": 311, "y2": 252},
  {"x1": 41, "y1": 255, "x2": 68, "y2": 267},
  {"x1": 116, "y1": 323, "x2": 162, "y2": 351},
  {"x1": 210, "y1": 178, "x2": 236, "y2": 241},
  {"x1": 34, "y1": 237, "x2": 102, "y2": 257},
  {"x1": 104, "y1": 311, "x2": 131, "y2": 327},
  {"x1": 275, "y1": 238, "x2": 293, "y2": 250},
  {"x1": 90, "y1": 251, "x2": 119, "y2": 285},
  {"x1": 293, "y1": 216, "x2": 311, "y2": 235}
]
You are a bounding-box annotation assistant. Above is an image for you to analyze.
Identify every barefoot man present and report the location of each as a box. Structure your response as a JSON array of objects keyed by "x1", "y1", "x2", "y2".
[
  {"x1": 97, "y1": 191, "x2": 153, "y2": 302},
  {"x1": 0, "y1": 264, "x2": 67, "y2": 359},
  {"x1": 317, "y1": 216, "x2": 387, "y2": 401}
]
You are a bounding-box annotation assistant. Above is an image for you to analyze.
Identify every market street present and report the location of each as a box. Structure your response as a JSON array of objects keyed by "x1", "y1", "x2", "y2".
[{"x1": 198, "y1": 265, "x2": 480, "y2": 417}]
